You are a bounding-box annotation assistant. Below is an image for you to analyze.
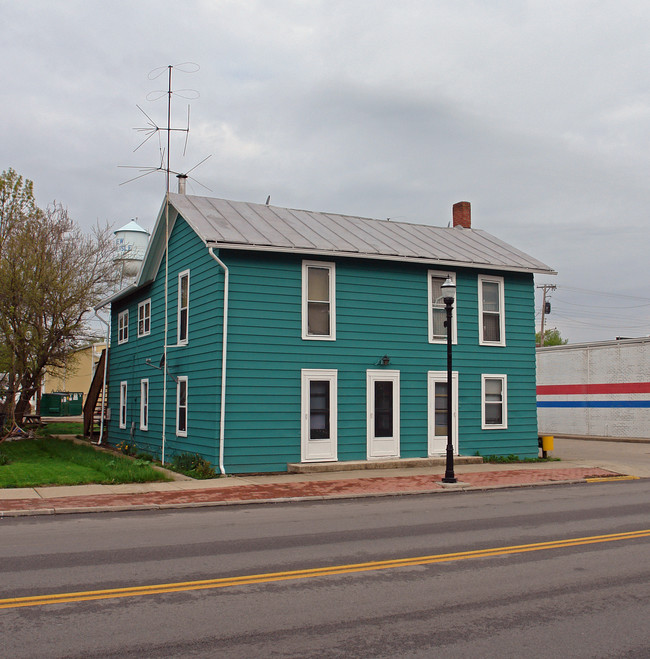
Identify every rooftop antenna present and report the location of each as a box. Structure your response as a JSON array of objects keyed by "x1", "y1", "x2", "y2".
[
  {"x1": 119, "y1": 63, "x2": 211, "y2": 192},
  {"x1": 119, "y1": 62, "x2": 208, "y2": 465}
]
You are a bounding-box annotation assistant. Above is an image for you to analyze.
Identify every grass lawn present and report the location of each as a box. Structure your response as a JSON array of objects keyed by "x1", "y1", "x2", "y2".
[
  {"x1": 0, "y1": 437, "x2": 171, "y2": 488},
  {"x1": 40, "y1": 421, "x2": 85, "y2": 435}
]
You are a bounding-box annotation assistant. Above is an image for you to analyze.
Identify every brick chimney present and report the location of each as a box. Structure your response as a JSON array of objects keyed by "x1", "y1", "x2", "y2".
[{"x1": 452, "y1": 201, "x2": 471, "y2": 228}]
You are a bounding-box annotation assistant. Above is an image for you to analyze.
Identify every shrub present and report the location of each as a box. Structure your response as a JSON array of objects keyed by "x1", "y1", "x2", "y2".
[
  {"x1": 170, "y1": 452, "x2": 217, "y2": 479},
  {"x1": 116, "y1": 441, "x2": 137, "y2": 456}
]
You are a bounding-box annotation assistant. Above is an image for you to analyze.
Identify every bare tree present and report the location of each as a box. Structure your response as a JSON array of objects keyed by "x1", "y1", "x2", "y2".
[{"x1": 0, "y1": 170, "x2": 118, "y2": 430}]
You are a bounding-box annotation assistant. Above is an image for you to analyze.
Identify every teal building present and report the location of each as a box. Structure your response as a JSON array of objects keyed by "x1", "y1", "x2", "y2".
[{"x1": 101, "y1": 196, "x2": 555, "y2": 474}]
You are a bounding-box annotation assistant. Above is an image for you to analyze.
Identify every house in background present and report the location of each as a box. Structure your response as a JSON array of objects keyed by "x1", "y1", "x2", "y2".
[
  {"x1": 99, "y1": 194, "x2": 555, "y2": 474},
  {"x1": 44, "y1": 343, "x2": 106, "y2": 404},
  {"x1": 537, "y1": 337, "x2": 650, "y2": 439}
]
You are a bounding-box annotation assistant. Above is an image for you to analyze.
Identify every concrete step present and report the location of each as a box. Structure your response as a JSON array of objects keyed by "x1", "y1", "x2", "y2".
[{"x1": 287, "y1": 456, "x2": 484, "y2": 474}]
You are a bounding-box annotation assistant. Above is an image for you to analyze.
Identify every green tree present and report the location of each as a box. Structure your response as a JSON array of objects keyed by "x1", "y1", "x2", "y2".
[
  {"x1": 0, "y1": 167, "x2": 42, "y2": 256},
  {"x1": 536, "y1": 328, "x2": 568, "y2": 347},
  {"x1": 0, "y1": 169, "x2": 118, "y2": 429}
]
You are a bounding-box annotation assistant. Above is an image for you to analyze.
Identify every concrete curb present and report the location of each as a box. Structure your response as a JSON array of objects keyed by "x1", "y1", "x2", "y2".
[{"x1": 2, "y1": 475, "x2": 637, "y2": 518}]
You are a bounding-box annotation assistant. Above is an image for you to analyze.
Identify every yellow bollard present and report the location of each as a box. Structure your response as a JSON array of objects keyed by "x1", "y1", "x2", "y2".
[
  {"x1": 541, "y1": 435, "x2": 554, "y2": 452},
  {"x1": 539, "y1": 435, "x2": 554, "y2": 458}
]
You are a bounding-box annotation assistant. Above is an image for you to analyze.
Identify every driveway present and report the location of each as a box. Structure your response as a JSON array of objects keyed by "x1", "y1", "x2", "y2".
[{"x1": 553, "y1": 436, "x2": 650, "y2": 478}]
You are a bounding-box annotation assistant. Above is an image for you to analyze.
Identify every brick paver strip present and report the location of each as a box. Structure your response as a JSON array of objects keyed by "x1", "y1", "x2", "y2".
[{"x1": 0, "y1": 467, "x2": 621, "y2": 513}]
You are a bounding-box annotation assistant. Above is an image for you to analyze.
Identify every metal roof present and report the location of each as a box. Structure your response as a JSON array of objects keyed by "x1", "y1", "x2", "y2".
[
  {"x1": 168, "y1": 194, "x2": 555, "y2": 274},
  {"x1": 98, "y1": 194, "x2": 556, "y2": 309}
]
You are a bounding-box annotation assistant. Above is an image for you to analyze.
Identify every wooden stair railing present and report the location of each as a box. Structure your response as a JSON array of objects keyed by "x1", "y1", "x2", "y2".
[{"x1": 84, "y1": 348, "x2": 108, "y2": 438}]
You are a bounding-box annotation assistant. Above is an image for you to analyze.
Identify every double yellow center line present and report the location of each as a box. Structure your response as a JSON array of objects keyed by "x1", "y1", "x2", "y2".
[{"x1": 2, "y1": 529, "x2": 648, "y2": 610}]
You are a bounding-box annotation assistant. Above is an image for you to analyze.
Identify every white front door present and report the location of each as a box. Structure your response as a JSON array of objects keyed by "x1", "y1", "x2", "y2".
[
  {"x1": 428, "y1": 371, "x2": 459, "y2": 456},
  {"x1": 367, "y1": 370, "x2": 400, "y2": 459},
  {"x1": 301, "y1": 369, "x2": 337, "y2": 462}
]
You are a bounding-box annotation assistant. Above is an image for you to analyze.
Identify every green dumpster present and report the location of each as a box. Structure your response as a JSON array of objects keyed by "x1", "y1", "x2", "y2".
[{"x1": 40, "y1": 392, "x2": 84, "y2": 416}]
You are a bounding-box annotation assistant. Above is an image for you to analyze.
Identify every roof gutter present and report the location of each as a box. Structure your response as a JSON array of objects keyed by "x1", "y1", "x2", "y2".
[
  {"x1": 208, "y1": 247, "x2": 229, "y2": 476},
  {"x1": 205, "y1": 242, "x2": 557, "y2": 275}
]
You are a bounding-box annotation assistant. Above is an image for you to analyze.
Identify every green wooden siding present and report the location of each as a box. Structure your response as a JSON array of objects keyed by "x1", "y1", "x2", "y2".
[
  {"x1": 108, "y1": 217, "x2": 224, "y2": 465},
  {"x1": 108, "y1": 213, "x2": 539, "y2": 473}
]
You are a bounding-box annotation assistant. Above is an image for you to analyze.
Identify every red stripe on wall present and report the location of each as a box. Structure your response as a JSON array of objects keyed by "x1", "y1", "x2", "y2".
[{"x1": 537, "y1": 382, "x2": 650, "y2": 395}]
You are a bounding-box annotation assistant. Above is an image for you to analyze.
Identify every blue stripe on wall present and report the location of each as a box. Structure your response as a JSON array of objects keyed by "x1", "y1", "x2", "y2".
[{"x1": 537, "y1": 401, "x2": 650, "y2": 408}]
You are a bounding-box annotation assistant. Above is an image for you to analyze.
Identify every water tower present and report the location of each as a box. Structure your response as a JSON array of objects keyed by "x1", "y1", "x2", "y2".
[{"x1": 114, "y1": 220, "x2": 150, "y2": 283}]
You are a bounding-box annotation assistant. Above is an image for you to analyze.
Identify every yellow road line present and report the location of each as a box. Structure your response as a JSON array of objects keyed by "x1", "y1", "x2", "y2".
[
  {"x1": 585, "y1": 475, "x2": 640, "y2": 483},
  {"x1": 1, "y1": 529, "x2": 648, "y2": 610}
]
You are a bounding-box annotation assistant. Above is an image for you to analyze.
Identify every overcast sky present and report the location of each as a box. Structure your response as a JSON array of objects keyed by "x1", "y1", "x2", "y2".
[{"x1": 4, "y1": 0, "x2": 650, "y2": 343}]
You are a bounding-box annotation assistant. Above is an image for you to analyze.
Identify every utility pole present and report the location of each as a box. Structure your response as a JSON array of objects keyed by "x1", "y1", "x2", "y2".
[{"x1": 537, "y1": 284, "x2": 557, "y2": 346}]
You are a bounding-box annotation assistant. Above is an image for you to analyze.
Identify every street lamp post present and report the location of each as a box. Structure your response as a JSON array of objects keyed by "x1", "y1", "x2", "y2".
[{"x1": 441, "y1": 276, "x2": 457, "y2": 483}]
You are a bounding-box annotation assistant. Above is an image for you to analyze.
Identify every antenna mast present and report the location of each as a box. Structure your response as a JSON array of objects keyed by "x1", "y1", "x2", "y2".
[{"x1": 124, "y1": 62, "x2": 201, "y2": 464}]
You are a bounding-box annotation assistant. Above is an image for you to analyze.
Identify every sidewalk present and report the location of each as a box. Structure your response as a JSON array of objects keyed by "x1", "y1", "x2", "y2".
[{"x1": 0, "y1": 458, "x2": 636, "y2": 517}]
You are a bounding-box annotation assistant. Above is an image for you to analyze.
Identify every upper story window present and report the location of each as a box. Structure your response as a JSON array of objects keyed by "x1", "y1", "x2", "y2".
[
  {"x1": 118, "y1": 310, "x2": 129, "y2": 344},
  {"x1": 302, "y1": 261, "x2": 336, "y2": 340},
  {"x1": 138, "y1": 299, "x2": 151, "y2": 337},
  {"x1": 478, "y1": 275, "x2": 505, "y2": 346},
  {"x1": 428, "y1": 271, "x2": 456, "y2": 344},
  {"x1": 482, "y1": 374, "x2": 508, "y2": 429},
  {"x1": 177, "y1": 270, "x2": 189, "y2": 345}
]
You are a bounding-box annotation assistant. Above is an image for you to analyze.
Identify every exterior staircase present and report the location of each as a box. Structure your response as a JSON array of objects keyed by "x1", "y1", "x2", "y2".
[{"x1": 84, "y1": 348, "x2": 108, "y2": 439}]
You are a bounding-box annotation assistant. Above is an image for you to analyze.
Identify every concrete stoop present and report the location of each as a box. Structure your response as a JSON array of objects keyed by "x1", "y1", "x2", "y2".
[{"x1": 287, "y1": 456, "x2": 484, "y2": 474}]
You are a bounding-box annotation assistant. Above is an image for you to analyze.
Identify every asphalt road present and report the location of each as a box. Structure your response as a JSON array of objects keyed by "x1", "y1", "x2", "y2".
[{"x1": 1, "y1": 480, "x2": 649, "y2": 658}]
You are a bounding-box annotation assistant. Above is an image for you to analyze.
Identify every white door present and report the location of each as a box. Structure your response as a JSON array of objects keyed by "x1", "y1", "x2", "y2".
[
  {"x1": 428, "y1": 371, "x2": 459, "y2": 456},
  {"x1": 367, "y1": 370, "x2": 400, "y2": 459},
  {"x1": 301, "y1": 369, "x2": 337, "y2": 462}
]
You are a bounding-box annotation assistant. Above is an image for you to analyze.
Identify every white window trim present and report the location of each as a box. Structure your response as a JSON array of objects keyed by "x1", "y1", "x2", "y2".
[
  {"x1": 481, "y1": 374, "x2": 508, "y2": 429},
  {"x1": 140, "y1": 378, "x2": 149, "y2": 431},
  {"x1": 138, "y1": 299, "x2": 151, "y2": 338},
  {"x1": 119, "y1": 381, "x2": 127, "y2": 429},
  {"x1": 118, "y1": 310, "x2": 129, "y2": 345},
  {"x1": 428, "y1": 270, "x2": 457, "y2": 344},
  {"x1": 176, "y1": 376, "x2": 188, "y2": 437},
  {"x1": 427, "y1": 370, "x2": 459, "y2": 456},
  {"x1": 478, "y1": 274, "x2": 506, "y2": 347},
  {"x1": 301, "y1": 260, "x2": 336, "y2": 341},
  {"x1": 300, "y1": 369, "x2": 338, "y2": 462},
  {"x1": 177, "y1": 270, "x2": 190, "y2": 346}
]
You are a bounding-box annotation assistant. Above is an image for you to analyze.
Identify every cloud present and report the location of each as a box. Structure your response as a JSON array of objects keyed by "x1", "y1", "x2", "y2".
[{"x1": 3, "y1": 0, "x2": 650, "y2": 342}]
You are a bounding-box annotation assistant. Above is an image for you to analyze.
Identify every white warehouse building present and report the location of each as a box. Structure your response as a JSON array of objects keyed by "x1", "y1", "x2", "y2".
[{"x1": 536, "y1": 337, "x2": 650, "y2": 440}]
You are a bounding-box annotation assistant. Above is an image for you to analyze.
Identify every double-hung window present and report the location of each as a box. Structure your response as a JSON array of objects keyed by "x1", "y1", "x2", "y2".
[
  {"x1": 302, "y1": 261, "x2": 336, "y2": 340},
  {"x1": 138, "y1": 299, "x2": 151, "y2": 337},
  {"x1": 140, "y1": 379, "x2": 149, "y2": 431},
  {"x1": 118, "y1": 310, "x2": 129, "y2": 344},
  {"x1": 478, "y1": 275, "x2": 505, "y2": 346},
  {"x1": 482, "y1": 374, "x2": 507, "y2": 429},
  {"x1": 177, "y1": 271, "x2": 189, "y2": 345},
  {"x1": 176, "y1": 376, "x2": 188, "y2": 437},
  {"x1": 119, "y1": 381, "x2": 128, "y2": 429},
  {"x1": 428, "y1": 271, "x2": 456, "y2": 343}
]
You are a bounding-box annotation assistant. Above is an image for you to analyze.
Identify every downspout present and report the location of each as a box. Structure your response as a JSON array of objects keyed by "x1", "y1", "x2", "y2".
[{"x1": 208, "y1": 247, "x2": 228, "y2": 476}]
